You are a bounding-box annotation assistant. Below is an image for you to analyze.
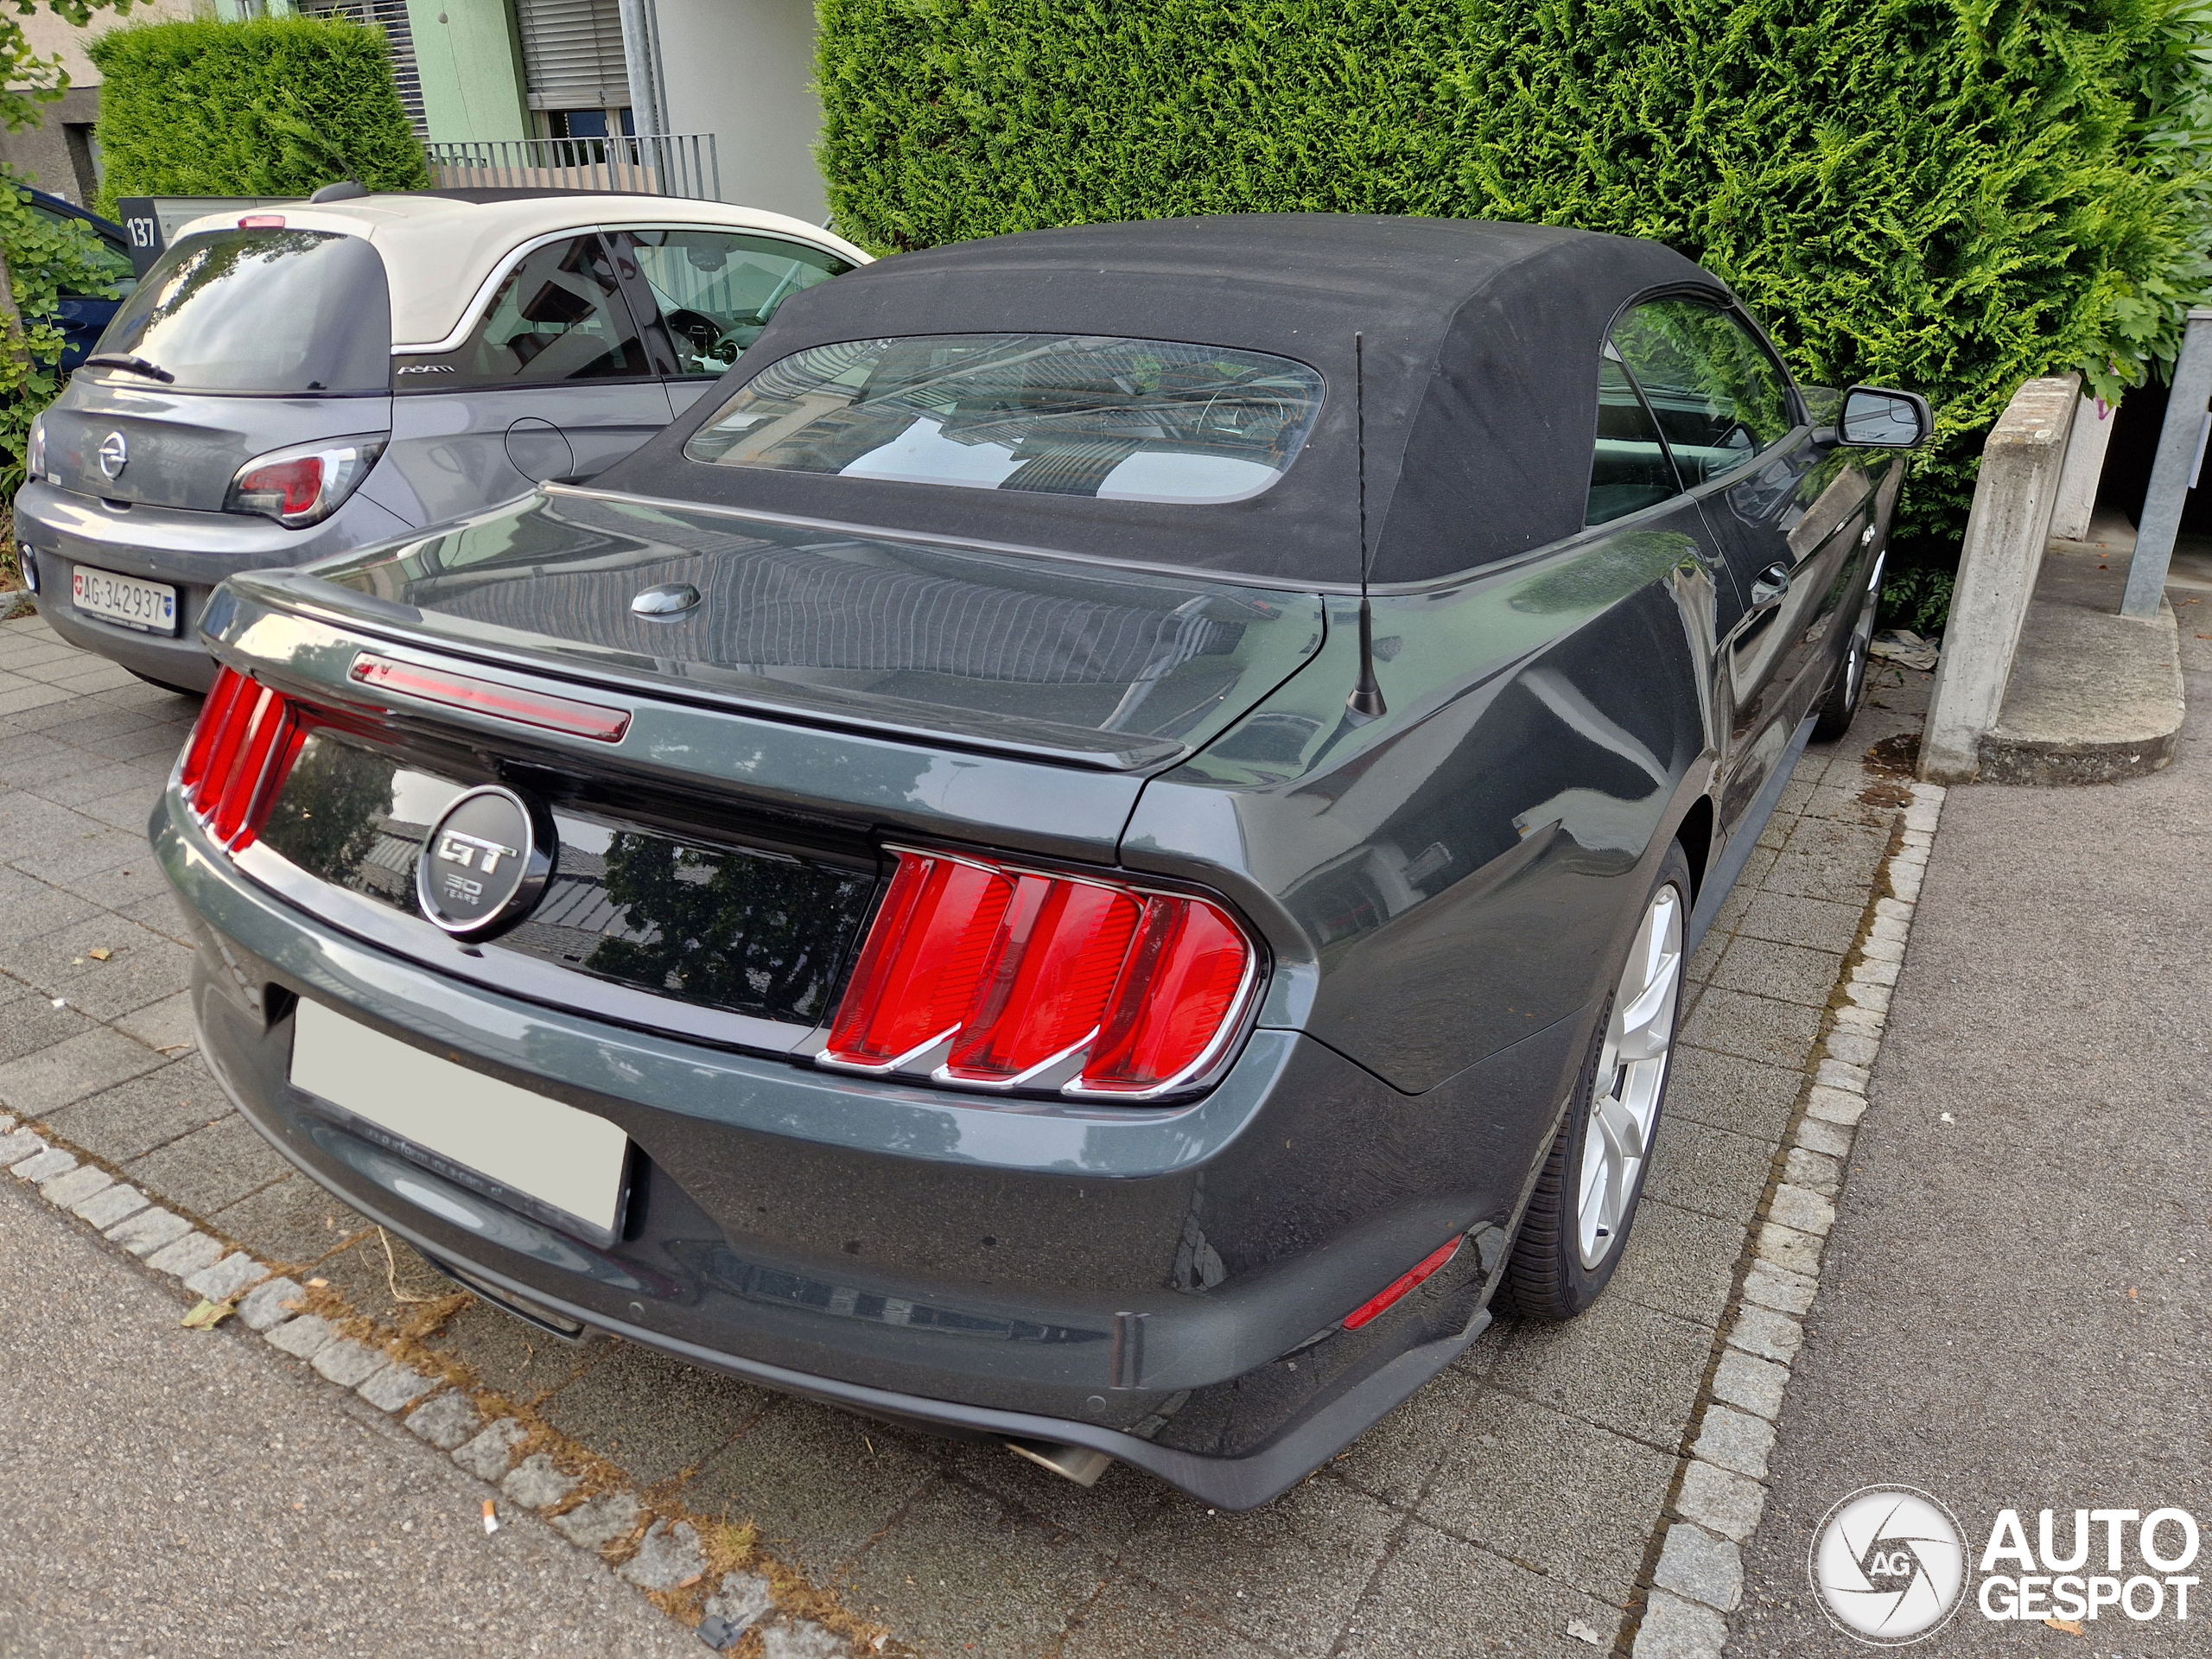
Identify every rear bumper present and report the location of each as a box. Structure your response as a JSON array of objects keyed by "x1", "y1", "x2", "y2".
[
  {"x1": 12, "y1": 480, "x2": 409, "y2": 687},
  {"x1": 158, "y1": 786, "x2": 1577, "y2": 1506},
  {"x1": 37, "y1": 585, "x2": 221, "y2": 691},
  {"x1": 206, "y1": 1007, "x2": 1490, "y2": 1509}
]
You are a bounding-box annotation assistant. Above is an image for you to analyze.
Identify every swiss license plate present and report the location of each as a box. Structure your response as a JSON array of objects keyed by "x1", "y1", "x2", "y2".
[
  {"x1": 72, "y1": 563, "x2": 178, "y2": 635},
  {"x1": 288, "y1": 999, "x2": 630, "y2": 1242}
]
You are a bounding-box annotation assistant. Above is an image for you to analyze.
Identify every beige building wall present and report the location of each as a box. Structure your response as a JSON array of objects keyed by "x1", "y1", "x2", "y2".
[
  {"x1": 3, "y1": 0, "x2": 199, "y2": 205},
  {"x1": 655, "y1": 0, "x2": 823, "y2": 220}
]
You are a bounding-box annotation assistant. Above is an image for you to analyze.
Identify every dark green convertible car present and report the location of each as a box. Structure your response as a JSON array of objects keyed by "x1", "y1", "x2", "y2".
[{"x1": 156, "y1": 215, "x2": 1928, "y2": 1507}]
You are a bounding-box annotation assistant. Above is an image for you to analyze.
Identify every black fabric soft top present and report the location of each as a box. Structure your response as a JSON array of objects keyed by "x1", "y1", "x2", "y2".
[{"x1": 594, "y1": 214, "x2": 1732, "y2": 588}]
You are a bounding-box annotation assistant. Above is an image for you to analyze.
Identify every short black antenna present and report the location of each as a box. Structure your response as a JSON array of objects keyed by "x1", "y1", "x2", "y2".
[{"x1": 1346, "y1": 332, "x2": 1387, "y2": 722}]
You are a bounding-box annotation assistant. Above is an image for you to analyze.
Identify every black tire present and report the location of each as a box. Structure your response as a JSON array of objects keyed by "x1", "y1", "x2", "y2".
[
  {"x1": 1811, "y1": 558, "x2": 1882, "y2": 742},
  {"x1": 1498, "y1": 842, "x2": 1692, "y2": 1322},
  {"x1": 128, "y1": 668, "x2": 202, "y2": 698}
]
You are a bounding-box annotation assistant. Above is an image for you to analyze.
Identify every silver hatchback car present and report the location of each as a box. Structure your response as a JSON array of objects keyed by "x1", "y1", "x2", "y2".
[{"x1": 15, "y1": 188, "x2": 868, "y2": 691}]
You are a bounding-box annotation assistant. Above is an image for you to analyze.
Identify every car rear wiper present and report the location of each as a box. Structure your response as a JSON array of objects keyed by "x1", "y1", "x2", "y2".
[{"x1": 83, "y1": 353, "x2": 175, "y2": 384}]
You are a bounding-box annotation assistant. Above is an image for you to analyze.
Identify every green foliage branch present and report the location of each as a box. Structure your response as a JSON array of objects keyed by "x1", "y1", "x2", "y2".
[
  {"x1": 0, "y1": 168, "x2": 123, "y2": 497},
  {"x1": 817, "y1": 0, "x2": 2212, "y2": 559},
  {"x1": 87, "y1": 14, "x2": 429, "y2": 213},
  {"x1": 0, "y1": 0, "x2": 129, "y2": 133}
]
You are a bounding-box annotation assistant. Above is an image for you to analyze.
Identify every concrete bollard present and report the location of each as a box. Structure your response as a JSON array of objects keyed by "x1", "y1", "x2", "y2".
[
  {"x1": 1919, "y1": 373, "x2": 2080, "y2": 784},
  {"x1": 2049, "y1": 393, "x2": 2115, "y2": 543}
]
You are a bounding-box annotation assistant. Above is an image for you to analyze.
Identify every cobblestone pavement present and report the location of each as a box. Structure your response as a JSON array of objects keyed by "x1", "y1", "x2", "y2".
[{"x1": 0, "y1": 607, "x2": 1928, "y2": 1656}]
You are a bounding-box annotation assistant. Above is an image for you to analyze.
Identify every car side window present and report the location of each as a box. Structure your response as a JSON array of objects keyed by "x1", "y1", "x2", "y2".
[
  {"x1": 1586, "y1": 350, "x2": 1680, "y2": 525},
  {"x1": 436, "y1": 234, "x2": 650, "y2": 389},
  {"x1": 623, "y1": 229, "x2": 851, "y2": 377},
  {"x1": 1610, "y1": 299, "x2": 1795, "y2": 485},
  {"x1": 28, "y1": 198, "x2": 137, "y2": 300}
]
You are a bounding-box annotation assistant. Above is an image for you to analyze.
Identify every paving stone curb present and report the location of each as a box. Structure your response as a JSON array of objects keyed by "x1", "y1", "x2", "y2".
[
  {"x1": 1629, "y1": 782, "x2": 1946, "y2": 1657},
  {"x1": 2, "y1": 1105, "x2": 879, "y2": 1657}
]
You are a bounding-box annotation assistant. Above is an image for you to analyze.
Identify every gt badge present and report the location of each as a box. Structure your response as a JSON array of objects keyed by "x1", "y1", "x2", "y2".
[{"x1": 416, "y1": 785, "x2": 552, "y2": 938}]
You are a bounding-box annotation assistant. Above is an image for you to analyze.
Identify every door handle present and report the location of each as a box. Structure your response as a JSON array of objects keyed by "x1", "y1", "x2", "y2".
[{"x1": 1750, "y1": 562, "x2": 1791, "y2": 608}]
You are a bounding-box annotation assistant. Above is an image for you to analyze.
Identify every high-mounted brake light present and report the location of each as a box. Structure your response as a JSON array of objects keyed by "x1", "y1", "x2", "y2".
[
  {"x1": 179, "y1": 666, "x2": 311, "y2": 851},
  {"x1": 238, "y1": 214, "x2": 286, "y2": 229},
  {"x1": 350, "y1": 654, "x2": 631, "y2": 742},
  {"x1": 1341, "y1": 1236, "x2": 1464, "y2": 1332},
  {"x1": 821, "y1": 848, "x2": 1258, "y2": 1099}
]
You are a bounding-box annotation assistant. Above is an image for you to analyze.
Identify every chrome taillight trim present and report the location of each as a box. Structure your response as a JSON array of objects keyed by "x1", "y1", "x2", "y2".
[
  {"x1": 816, "y1": 842, "x2": 1263, "y2": 1104},
  {"x1": 1059, "y1": 938, "x2": 1262, "y2": 1103}
]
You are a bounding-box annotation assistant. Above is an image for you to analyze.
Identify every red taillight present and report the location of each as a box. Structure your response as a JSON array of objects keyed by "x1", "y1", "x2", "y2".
[
  {"x1": 1079, "y1": 897, "x2": 1251, "y2": 1094},
  {"x1": 943, "y1": 876, "x2": 1141, "y2": 1083},
  {"x1": 1341, "y1": 1236, "x2": 1465, "y2": 1332},
  {"x1": 232, "y1": 454, "x2": 323, "y2": 518},
  {"x1": 825, "y1": 854, "x2": 1014, "y2": 1068},
  {"x1": 180, "y1": 667, "x2": 251, "y2": 798},
  {"x1": 180, "y1": 667, "x2": 309, "y2": 850},
  {"x1": 350, "y1": 654, "x2": 631, "y2": 742},
  {"x1": 821, "y1": 847, "x2": 1256, "y2": 1098}
]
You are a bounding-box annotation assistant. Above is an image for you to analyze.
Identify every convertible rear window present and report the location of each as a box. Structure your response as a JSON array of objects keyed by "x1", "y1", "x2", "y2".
[
  {"x1": 683, "y1": 334, "x2": 1325, "y2": 504},
  {"x1": 91, "y1": 228, "x2": 391, "y2": 395}
]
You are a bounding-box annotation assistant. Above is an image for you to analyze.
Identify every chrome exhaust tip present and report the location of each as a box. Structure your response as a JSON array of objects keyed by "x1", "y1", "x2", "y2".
[{"x1": 1004, "y1": 1438, "x2": 1113, "y2": 1486}]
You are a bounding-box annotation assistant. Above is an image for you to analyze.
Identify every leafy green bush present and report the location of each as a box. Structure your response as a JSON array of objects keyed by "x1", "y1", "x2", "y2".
[
  {"x1": 88, "y1": 15, "x2": 429, "y2": 213},
  {"x1": 1878, "y1": 567, "x2": 1958, "y2": 636},
  {"x1": 817, "y1": 0, "x2": 2212, "y2": 558},
  {"x1": 0, "y1": 168, "x2": 125, "y2": 497}
]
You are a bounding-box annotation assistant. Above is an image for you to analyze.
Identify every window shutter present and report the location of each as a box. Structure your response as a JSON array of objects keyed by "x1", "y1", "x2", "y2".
[
  {"x1": 515, "y1": 0, "x2": 631, "y2": 112},
  {"x1": 296, "y1": 0, "x2": 428, "y2": 137}
]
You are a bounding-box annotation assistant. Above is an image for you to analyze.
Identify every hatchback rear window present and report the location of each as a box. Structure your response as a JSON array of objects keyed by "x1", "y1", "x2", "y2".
[
  {"x1": 683, "y1": 334, "x2": 1325, "y2": 504},
  {"x1": 91, "y1": 227, "x2": 391, "y2": 395}
]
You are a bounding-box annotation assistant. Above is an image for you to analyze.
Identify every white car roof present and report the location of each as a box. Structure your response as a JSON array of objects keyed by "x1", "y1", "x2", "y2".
[{"x1": 169, "y1": 193, "x2": 874, "y2": 350}]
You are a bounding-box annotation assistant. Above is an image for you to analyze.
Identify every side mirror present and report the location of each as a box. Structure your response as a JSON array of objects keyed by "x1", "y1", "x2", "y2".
[{"x1": 1837, "y1": 385, "x2": 1932, "y2": 448}]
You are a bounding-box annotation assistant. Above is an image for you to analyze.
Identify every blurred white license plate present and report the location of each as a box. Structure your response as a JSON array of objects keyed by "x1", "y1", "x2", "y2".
[
  {"x1": 289, "y1": 1000, "x2": 628, "y2": 1239},
  {"x1": 72, "y1": 564, "x2": 177, "y2": 634}
]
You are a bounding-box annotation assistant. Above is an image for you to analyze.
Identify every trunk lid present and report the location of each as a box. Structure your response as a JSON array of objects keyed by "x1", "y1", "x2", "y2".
[
  {"x1": 40, "y1": 381, "x2": 394, "y2": 512},
  {"x1": 229, "y1": 487, "x2": 1325, "y2": 773}
]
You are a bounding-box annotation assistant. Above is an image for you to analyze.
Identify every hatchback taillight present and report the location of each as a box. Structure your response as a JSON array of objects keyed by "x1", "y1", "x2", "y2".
[
  {"x1": 180, "y1": 667, "x2": 309, "y2": 849},
  {"x1": 225, "y1": 435, "x2": 386, "y2": 528},
  {"x1": 821, "y1": 848, "x2": 1256, "y2": 1099}
]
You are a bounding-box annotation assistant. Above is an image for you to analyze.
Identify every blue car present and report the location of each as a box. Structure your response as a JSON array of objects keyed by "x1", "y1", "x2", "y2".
[{"x1": 20, "y1": 186, "x2": 136, "y2": 366}]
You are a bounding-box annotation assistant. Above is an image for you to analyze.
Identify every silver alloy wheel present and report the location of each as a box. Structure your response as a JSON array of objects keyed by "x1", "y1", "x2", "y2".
[
  {"x1": 1844, "y1": 552, "x2": 1884, "y2": 709},
  {"x1": 1843, "y1": 613, "x2": 1871, "y2": 709},
  {"x1": 1576, "y1": 882, "x2": 1685, "y2": 1268}
]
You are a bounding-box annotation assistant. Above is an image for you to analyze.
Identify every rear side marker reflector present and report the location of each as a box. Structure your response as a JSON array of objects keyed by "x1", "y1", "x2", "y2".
[
  {"x1": 822, "y1": 847, "x2": 1257, "y2": 1099},
  {"x1": 350, "y1": 655, "x2": 631, "y2": 742},
  {"x1": 1341, "y1": 1236, "x2": 1465, "y2": 1332},
  {"x1": 180, "y1": 666, "x2": 310, "y2": 851}
]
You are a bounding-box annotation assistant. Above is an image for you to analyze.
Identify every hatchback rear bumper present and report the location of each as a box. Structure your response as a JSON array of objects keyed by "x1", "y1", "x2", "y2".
[
  {"x1": 13, "y1": 480, "x2": 410, "y2": 688},
  {"x1": 35, "y1": 576, "x2": 221, "y2": 691},
  {"x1": 158, "y1": 785, "x2": 1577, "y2": 1504}
]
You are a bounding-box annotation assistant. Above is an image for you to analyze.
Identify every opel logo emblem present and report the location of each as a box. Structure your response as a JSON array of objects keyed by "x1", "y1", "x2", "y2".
[
  {"x1": 416, "y1": 785, "x2": 553, "y2": 938},
  {"x1": 98, "y1": 431, "x2": 128, "y2": 480}
]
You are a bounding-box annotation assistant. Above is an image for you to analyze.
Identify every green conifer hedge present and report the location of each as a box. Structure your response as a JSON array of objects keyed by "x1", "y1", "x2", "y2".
[
  {"x1": 817, "y1": 0, "x2": 2212, "y2": 555},
  {"x1": 89, "y1": 15, "x2": 429, "y2": 215}
]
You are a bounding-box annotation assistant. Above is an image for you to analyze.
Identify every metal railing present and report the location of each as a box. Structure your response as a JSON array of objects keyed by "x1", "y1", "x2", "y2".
[{"x1": 426, "y1": 134, "x2": 722, "y2": 203}]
